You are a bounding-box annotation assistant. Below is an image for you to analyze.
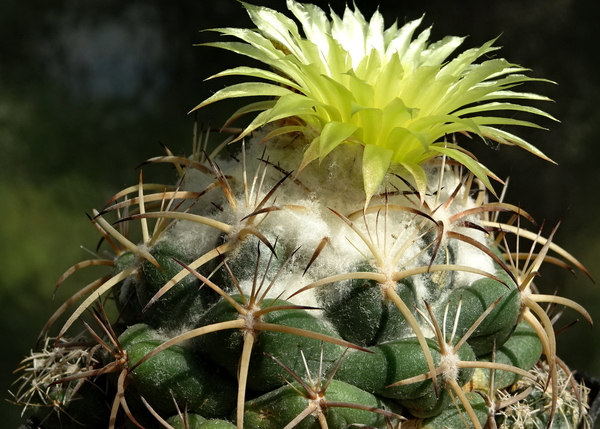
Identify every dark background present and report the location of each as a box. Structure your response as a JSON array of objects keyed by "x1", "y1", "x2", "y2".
[{"x1": 2, "y1": 0, "x2": 599, "y2": 426}]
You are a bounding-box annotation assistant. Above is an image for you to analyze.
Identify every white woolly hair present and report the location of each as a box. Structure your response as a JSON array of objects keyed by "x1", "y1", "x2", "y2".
[{"x1": 165, "y1": 134, "x2": 495, "y2": 321}]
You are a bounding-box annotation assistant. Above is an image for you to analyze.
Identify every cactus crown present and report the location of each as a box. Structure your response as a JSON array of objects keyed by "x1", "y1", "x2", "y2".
[{"x1": 194, "y1": 0, "x2": 556, "y2": 202}]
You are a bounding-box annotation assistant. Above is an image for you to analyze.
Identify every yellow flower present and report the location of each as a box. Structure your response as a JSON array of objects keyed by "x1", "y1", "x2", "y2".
[{"x1": 192, "y1": 0, "x2": 555, "y2": 202}]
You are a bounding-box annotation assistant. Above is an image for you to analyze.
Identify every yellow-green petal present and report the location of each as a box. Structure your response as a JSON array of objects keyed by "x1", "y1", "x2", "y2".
[
  {"x1": 319, "y1": 121, "x2": 359, "y2": 161},
  {"x1": 362, "y1": 144, "x2": 394, "y2": 205}
]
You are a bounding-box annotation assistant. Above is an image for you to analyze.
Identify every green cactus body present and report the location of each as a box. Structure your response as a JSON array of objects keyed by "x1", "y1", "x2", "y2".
[
  {"x1": 122, "y1": 324, "x2": 237, "y2": 418},
  {"x1": 420, "y1": 392, "x2": 489, "y2": 429},
  {"x1": 241, "y1": 380, "x2": 389, "y2": 429},
  {"x1": 193, "y1": 296, "x2": 345, "y2": 392},
  {"x1": 196, "y1": 421, "x2": 238, "y2": 429},
  {"x1": 335, "y1": 337, "x2": 475, "y2": 400},
  {"x1": 471, "y1": 321, "x2": 544, "y2": 391},
  {"x1": 440, "y1": 273, "x2": 522, "y2": 356},
  {"x1": 321, "y1": 274, "x2": 417, "y2": 347},
  {"x1": 166, "y1": 414, "x2": 207, "y2": 429},
  {"x1": 167, "y1": 414, "x2": 237, "y2": 429},
  {"x1": 12, "y1": 1, "x2": 593, "y2": 429}
]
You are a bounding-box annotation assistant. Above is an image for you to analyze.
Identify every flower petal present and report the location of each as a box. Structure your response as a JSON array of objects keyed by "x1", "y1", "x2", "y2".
[
  {"x1": 480, "y1": 126, "x2": 555, "y2": 163},
  {"x1": 430, "y1": 145, "x2": 496, "y2": 195},
  {"x1": 362, "y1": 144, "x2": 394, "y2": 205},
  {"x1": 190, "y1": 82, "x2": 293, "y2": 113},
  {"x1": 317, "y1": 121, "x2": 359, "y2": 161},
  {"x1": 208, "y1": 66, "x2": 302, "y2": 92}
]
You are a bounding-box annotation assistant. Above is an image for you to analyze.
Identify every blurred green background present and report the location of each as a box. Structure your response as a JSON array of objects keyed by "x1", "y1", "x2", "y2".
[{"x1": 2, "y1": 0, "x2": 599, "y2": 427}]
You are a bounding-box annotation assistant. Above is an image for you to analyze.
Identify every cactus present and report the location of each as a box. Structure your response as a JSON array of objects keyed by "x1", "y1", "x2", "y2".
[{"x1": 12, "y1": 1, "x2": 595, "y2": 429}]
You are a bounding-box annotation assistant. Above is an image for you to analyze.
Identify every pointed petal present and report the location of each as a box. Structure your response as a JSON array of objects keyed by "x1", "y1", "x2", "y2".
[
  {"x1": 362, "y1": 144, "x2": 393, "y2": 204},
  {"x1": 319, "y1": 121, "x2": 359, "y2": 160},
  {"x1": 190, "y1": 82, "x2": 293, "y2": 113}
]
